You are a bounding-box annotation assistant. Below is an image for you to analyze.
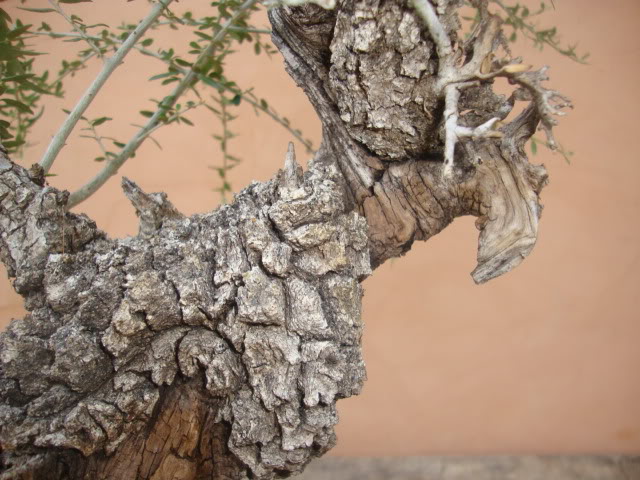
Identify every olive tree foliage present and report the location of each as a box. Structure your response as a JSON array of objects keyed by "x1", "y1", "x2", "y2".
[{"x1": 0, "y1": 0, "x2": 581, "y2": 479}]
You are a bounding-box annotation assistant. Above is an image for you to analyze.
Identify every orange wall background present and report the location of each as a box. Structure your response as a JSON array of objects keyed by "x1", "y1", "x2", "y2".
[{"x1": 0, "y1": 0, "x2": 638, "y2": 455}]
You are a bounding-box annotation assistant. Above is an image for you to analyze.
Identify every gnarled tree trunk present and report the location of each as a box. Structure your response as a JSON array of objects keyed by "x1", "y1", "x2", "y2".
[{"x1": 0, "y1": 1, "x2": 566, "y2": 478}]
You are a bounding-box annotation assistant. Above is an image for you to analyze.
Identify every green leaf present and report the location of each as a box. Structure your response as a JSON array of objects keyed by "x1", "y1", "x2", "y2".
[
  {"x1": 194, "y1": 31, "x2": 213, "y2": 41},
  {"x1": 91, "y1": 116, "x2": 112, "y2": 127},
  {"x1": 175, "y1": 58, "x2": 192, "y2": 67},
  {"x1": 200, "y1": 76, "x2": 222, "y2": 90},
  {"x1": 7, "y1": 24, "x2": 32, "y2": 40},
  {"x1": 180, "y1": 117, "x2": 194, "y2": 126},
  {"x1": 2, "y1": 98, "x2": 33, "y2": 114},
  {"x1": 530, "y1": 140, "x2": 537, "y2": 155},
  {"x1": 230, "y1": 94, "x2": 241, "y2": 106},
  {"x1": 17, "y1": 8, "x2": 57, "y2": 13},
  {"x1": 59, "y1": 0, "x2": 94, "y2": 3},
  {"x1": 140, "y1": 110, "x2": 154, "y2": 118},
  {"x1": 141, "y1": 38, "x2": 153, "y2": 47},
  {"x1": 1, "y1": 74, "x2": 34, "y2": 83},
  {"x1": 0, "y1": 8, "x2": 12, "y2": 24},
  {"x1": 21, "y1": 81, "x2": 51, "y2": 94},
  {"x1": 3, "y1": 139, "x2": 26, "y2": 149},
  {"x1": 149, "y1": 72, "x2": 174, "y2": 81}
]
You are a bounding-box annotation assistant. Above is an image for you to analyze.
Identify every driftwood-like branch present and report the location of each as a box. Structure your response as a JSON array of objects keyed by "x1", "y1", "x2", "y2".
[
  {"x1": 270, "y1": 0, "x2": 555, "y2": 278},
  {"x1": 0, "y1": 1, "x2": 568, "y2": 478}
]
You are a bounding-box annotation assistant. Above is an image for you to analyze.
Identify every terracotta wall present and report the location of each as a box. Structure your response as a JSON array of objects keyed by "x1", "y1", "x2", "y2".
[{"x1": 1, "y1": 0, "x2": 638, "y2": 455}]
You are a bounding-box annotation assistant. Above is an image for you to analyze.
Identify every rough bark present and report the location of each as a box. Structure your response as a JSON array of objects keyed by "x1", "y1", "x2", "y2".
[{"x1": 0, "y1": 1, "x2": 567, "y2": 478}]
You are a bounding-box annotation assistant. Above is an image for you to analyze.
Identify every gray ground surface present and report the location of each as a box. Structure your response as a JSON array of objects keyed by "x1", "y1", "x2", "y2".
[{"x1": 300, "y1": 456, "x2": 640, "y2": 479}]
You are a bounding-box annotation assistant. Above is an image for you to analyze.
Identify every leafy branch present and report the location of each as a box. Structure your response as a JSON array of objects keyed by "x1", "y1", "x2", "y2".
[
  {"x1": 67, "y1": 0, "x2": 260, "y2": 207},
  {"x1": 0, "y1": 0, "x2": 322, "y2": 205},
  {"x1": 490, "y1": 0, "x2": 589, "y2": 64},
  {"x1": 208, "y1": 93, "x2": 239, "y2": 202},
  {"x1": 46, "y1": 0, "x2": 104, "y2": 59},
  {"x1": 39, "y1": 0, "x2": 175, "y2": 174}
]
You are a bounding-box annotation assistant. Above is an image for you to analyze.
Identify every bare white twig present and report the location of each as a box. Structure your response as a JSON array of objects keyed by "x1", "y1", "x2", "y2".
[
  {"x1": 67, "y1": 0, "x2": 259, "y2": 208},
  {"x1": 412, "y1": 1, "x2": 502, "y2": 176},
  {"x1": 442, "y1": 84, "x2": 461, "y2": 177},
  {"x1": 412, "y1": 0, "x2": 569, "y2": 176},
  {"x1": 411, "y1": 0, "x2": 453, "y2": 72},
  {"x1": 40, "y1": 0, "x2": 174, "y2": 174}
]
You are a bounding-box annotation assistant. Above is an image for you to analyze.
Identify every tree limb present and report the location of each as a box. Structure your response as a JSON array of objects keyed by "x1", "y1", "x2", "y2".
[{"x1": 39, "y1": 0, "x2": 175, "y2": 174}]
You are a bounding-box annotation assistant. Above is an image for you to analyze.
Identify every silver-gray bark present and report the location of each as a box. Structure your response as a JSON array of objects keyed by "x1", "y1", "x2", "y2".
[{"x1": 0, "y1": 1, "x2": 568, "y2": 478}]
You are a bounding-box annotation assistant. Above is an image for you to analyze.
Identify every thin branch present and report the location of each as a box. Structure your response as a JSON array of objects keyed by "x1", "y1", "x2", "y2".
[
  {"x1": 39, "y1": 0, "x2": 175, "y2": 174},
  {"x1": 34, "y1": 26, "x2": 312, "y2": 154},
  {"x1": 491, "y1": 0, "x2": 589, "y2": 64},
  {"x1": 413, "y1": 0, "x2": 505, "y2": 177},
  {"x1": 410, "y1": 0, "x2": 454, "y2": 72},
  {"x1": 48, "y1": 0, "x2": 103, "y2": 59},
  {"x1": 80, "y1": 124, "x2": 109, "y2": 159},
  {"x1": 67, "y1": 0, "x2": 259, "y2": 208},
  {"x1": 155, "y1": 20, "x2": 272, "y2": 34},
  {"x1": 134, "y1": 44, "x2": 314, "y2": 153}
]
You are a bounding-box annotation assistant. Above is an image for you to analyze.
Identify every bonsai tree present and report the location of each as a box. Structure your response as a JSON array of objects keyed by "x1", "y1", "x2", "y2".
[{"x1": 0, "y1": 0, "x2": 578, "y2": 478}]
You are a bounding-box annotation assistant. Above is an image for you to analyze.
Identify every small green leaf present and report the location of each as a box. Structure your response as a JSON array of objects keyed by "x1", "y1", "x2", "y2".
[
  {"x1": 91, "y1": 116, "x2": 112, "y2": 127},
  {"x1": 1, "y1": 74, "x2": 34, "y2": 83},
  {"x1": 0, "y1": 8, "x2": 12, "y2": 23},
  {"x1": 2, "y1": 98, "x2": 33, "y2": 114},
  {"x1": 175, "y1": 58, "x2": 192, "y2": 67},
  {"x1": 194, "y1": 31, "x2": 213, "y2": 41},
  {"x1": 3, "y1": 139, "x2": 26, "y2": 149},
  {"x1": 17, "y1": 8, "x2": 56, "y2": 13},
  {"x1": 149, "y1": 72, "x2": 174, "y2": 81},
  {"x1": 140, "y1": 110, "x2": 154, "y2": 118},
  {"x1": 200, "y1": 76, "x2": 222, "y2": 90}
]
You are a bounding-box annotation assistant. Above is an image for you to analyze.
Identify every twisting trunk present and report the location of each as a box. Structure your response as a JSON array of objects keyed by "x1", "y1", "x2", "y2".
[{"x1": 0, "y1": 1, "x2": 565, "y2": 478}]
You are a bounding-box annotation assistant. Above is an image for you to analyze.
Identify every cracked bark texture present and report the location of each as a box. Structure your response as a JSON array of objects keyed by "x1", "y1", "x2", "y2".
[{"x1": 0, "y1": 1, "x2": 565, "y2": 478}]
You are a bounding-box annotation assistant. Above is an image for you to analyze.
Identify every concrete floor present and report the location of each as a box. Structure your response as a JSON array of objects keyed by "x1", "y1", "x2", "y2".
[{"x1": 300, "y1": 456, "x2": 640, "y2": 479}]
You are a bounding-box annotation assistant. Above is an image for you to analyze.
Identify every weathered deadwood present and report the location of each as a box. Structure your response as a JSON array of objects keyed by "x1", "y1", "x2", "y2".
[
  {"x1": 0, "y1": 1, "x2": 565, "y2": 478},
  {"x1": 269, "y1": 0, "x2": 550, "y2": 279}
]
